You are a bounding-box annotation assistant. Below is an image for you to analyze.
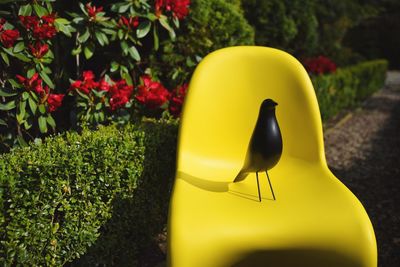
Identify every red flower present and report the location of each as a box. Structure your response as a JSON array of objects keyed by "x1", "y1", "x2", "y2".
[
  {"x1": 155, "y1": 0, "x2": 190, "y2": 19},
  {"x1": 99, "y1": 79, "x2": 111, "y2": 92},
  {"x1": 47, "y1": 93, "x2": 64, "y2": 112},
  {"x1": 29, "y1": 42, "x2": 49, "y2": 58},
  {"x1": 83, "y1": 70, "x2": 95, "y2": 81},
  {"x1": 16, "y1": 73, "x2": 48, "y2": 96},
  {"x1": 303, "y1": 56, "x2": 337, "y2": 75},
  {"x1": 136, "y1": 75, "x2": 170, "y2": 110},
  {"x1": 41, "y1": 14, "x2": 56, "y2": 24},
  {"x1": 19, "y1": 15, "x2": 39, "y2": 30},
  {"x1": 69, "y1": 70, "x2": 99, "y2": 95},
  {"x1": 169, "y1": 83, "x2": 188, "y2": 117},
  {"x1": 109, "y1": 80, "x2": 133, "y2": 110},
  {"x1": 0, "y1": 29, "x2": 20, "y2": 48},
  {"x1": 33, "y1": 23, "x2": 56, "y2": 39},
  {"x1": 20, "y1": 15, "x2": 56, "y2": 39},
  {"x1": 119, "y1": 16, "x2": 139, "y2": 28},
  {"x1": 86, "y1": 3, "x2": 103, "y2": 18}
]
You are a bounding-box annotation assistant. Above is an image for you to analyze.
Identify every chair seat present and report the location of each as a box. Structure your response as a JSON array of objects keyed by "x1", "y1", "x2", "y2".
[{"x1": 169, "y1": 157, "x2": 376, "y2": 267}]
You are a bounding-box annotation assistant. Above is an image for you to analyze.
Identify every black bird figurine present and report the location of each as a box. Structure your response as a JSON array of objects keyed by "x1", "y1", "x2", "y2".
[{"x1": 235, "y1": 98, "x2": 283, "y2": 202}]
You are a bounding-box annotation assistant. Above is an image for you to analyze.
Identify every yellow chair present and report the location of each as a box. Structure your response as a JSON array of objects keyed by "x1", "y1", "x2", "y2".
[{"x1": 167, "y1": 46, "x2": 377, "y2": 267}]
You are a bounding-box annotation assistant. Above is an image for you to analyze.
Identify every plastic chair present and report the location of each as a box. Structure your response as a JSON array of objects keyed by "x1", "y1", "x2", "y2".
[{"x1": 167, "y1": 46, "x2": 377, "y2": 267}]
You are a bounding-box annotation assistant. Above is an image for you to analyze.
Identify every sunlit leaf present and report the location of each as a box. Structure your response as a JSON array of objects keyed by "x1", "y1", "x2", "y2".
[
  {"x1": 39, "y1": 71, "x2": 55, "y2": 88},
  {"x1": 38, "y1": 116, "x2": 48, "y2": 133},
  {"x1": 0, "y1": 100, "x2": 16, "y2": 110},
  {"x1": 137, "y1": 21, "x2": 151, "y2": 38}
]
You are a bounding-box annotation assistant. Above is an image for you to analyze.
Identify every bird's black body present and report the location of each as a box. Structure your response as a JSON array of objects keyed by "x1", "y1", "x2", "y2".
[{"x1": 235, "y1": 99, "x2": 283, "y2": 182}]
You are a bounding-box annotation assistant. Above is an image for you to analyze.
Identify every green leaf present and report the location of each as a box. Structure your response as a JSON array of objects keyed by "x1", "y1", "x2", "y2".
[
  {"x1": 38, "y1": 116, "x2": 48, "y2": 133},
  {"x1": 78, "y1": 2, "x2": 88, "y2": 16},
  {"x1": 117, "y1": 29, "x2": 124, "y2": 40},
  {"x1": 33, "y1": 4, "x2": 47, "y2": 17},
  {"x1": 0, "y1": 119, "x2": 7, "y2": 126},
  {"x1": 46, "y1": 115, "x2": 56, "y2": 129},
  {"x1": 78, "y1": 28, "x2": 90, "y2": 43},
  {"x1": 110, "y1": 61, "x2": 119, "y2": 72},
  {"x1": 71, "y1": 46, "x2": 82, "y2": 56},
  {"x1": 16, "y1": 101, "x2": 26, "y2": 124},
  {"x1": 84, "y1": 43, "x2": 95, "y2": 59},
  {"x1": 95, "y1": 31, "x2": 106, "y2": 46},
  {"x1": 128, "y1": 46, "x2": 141, "y2": 61},
  {"x1": 13, "y1": 42, "x2": 25, "y2": 53},
  {"x1": 27, "y1": 68, "x2": 36, "y2": 78},
  {"x1": 18, "y1": 4, "x2": 32, "y2": 16},
  {"x1": 121, "y1": 72, "x2": 133, "y2": 85},
  {"x1": 137, "y1": 21, "x2": 151, "y2": 38},
  {"x1": 114, "y1": 2, "x2": 131, "y2": 13},
  {"x1": 95, "y1": 102, "x2": 102, "y2": 110},
  {"x1": 120, "y1": 41, "x2": 129, "y2": 55},
  {"x1": 159, "y1": 16, "x2": 176, "y2": 40},
  {"x1": 172, "y1": 16, "x2": 180, "y2": 28},
  {"x1": 146, "y1": 13, "x2": 158, "y2": 21},
  {"x1": 98, "y1": 111, "x2": 105, "y2": 121},
  {"x1": 92, "y1": 89, "x2": 106, "y2": 98},
  {"x1": 76, "y1": 89, "x2": 90, "y2": 100},
  {"x1": 54, "y1": 20, "x2": 73, "y2": 37},
  {"x1": 17, "y1": 135, "x2": 28, "y2": 147},
  {"x1": 24, "y1": 120, "x2": 32, "y2": 130},
  {"x1": 22, "y1": 91, "x2": 29, "y2": 100},
  {"x1": 0, "y1": 100, "x2": 16, "y2": 110},
  {"x1": 13, "y1": 53, "x2": 31, "y2": 62},
  {"x1": 8, "y1": 79, "x2": 21, "y2": 88},
  {"x1": 38, "y1": 104, "x2": 46, "y2": 114},
  {"x1": 29, "y1": 91, "x2": 39, "y2": 101},
  {"x1": 153, "y1": 25, "x2": 159, "y2": 51},
  {"x1": 1, "y1": 51, "x2": 9, "y2": 65},
  {"x1": 0, "y1": 88, "x2": 17, "y2": 97},
  {"x1": 28, "y1": 97, "x2": 37, "y2": 114},
  {"x1": 39, "y1": 72, "x2": 54, "y2": 88},
  {"x1": 55, "y1": 18, "x2": 70, "y2": 25}
]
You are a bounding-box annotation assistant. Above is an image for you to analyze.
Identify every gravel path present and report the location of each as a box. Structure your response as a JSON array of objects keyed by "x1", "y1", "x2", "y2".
[{"x1": 325, "y1": 72, "x2": 400, "y2": 267}]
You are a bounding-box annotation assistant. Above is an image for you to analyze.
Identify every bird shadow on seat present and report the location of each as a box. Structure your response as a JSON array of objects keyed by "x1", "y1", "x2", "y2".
[
  {"x1": 228, "y1": 190, "x2": 274, "y2": 202},
  {"x1": 230, "y1": 248, "x2": 363, "y2": 267}
]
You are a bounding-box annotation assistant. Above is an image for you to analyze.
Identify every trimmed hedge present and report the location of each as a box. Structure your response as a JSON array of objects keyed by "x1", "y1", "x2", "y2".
[
  {"x1": 313, "y1": 59, "x2": 388, "y2": 120},
  {"x1": 0, "y1": 120, "x2": 177, "y2": 266}
]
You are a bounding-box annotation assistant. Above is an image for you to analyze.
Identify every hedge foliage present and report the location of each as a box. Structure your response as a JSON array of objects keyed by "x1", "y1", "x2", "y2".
[
  {"x1": 0, "y1": 120, "x2": 177, "y2": 266},
  {"x1": 313, "y1": 59, "x2": 388, "y2": 120}
]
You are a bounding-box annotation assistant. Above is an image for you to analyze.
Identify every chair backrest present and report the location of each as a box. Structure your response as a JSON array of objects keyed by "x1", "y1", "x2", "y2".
[{"x1": 177, "y1": 46, "x2": 326, "y2": 183}]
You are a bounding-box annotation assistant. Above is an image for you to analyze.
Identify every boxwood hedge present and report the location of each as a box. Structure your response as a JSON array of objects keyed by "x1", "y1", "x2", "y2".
[
  {"x1": 0, "y1": 120, "x2": 178, "y2": 266},
  {"x1": 313, "y1": 59, "x2": 388, "y2": 120}
]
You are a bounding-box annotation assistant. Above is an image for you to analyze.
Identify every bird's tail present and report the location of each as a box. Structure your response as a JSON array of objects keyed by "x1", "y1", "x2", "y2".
[{"x1": 234, "y1": 170, "x2": 249, "y2": 183}]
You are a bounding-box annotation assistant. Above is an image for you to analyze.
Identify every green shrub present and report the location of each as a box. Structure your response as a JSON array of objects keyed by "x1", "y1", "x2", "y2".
[
  {"x1": 150, "y1": 0, "x2": 255, "y2": 88},
  {"x1": 312, "y1": 59, "x2": 388, "y2": 120},
  {"x1": 0, "y1": 120, "x2": 178, "y2": 266},
  {"x1": 242, "y1": 0, "x2": 318, "y2": 56}
]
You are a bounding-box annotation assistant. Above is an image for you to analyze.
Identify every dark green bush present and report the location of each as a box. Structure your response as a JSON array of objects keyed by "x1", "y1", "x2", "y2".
[
  {"x1": 313, "y1": 59, "x2": 388, "y2": 120},
  {"x1": 150, "y1": 0, "x2": 255, "y2": 88},
  {"x1": 0, "y1": 120, "x2": 178, "y2": 266},
  {"x1": 242, "y1": 0, "x2": 318, "y2": 56}
]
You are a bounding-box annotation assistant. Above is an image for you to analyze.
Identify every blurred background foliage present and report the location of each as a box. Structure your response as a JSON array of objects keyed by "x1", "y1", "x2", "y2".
[{"x1": 241, "y1": 0, "x2": 399, "y2": 68}]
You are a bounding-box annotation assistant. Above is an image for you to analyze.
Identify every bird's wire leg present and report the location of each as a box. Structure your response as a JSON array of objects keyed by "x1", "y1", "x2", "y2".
[
  {"x1": 256, "y1": 172, "x2": 261, "y2": 202},
  {"x1": 266, "y1": 171, "x2": 276, "y2": 201}
]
